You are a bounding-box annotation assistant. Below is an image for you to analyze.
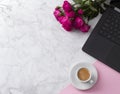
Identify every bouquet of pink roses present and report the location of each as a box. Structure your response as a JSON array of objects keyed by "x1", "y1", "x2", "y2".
[{"x1": 53, "y1": 0, "x2": 107, "y2": 32}]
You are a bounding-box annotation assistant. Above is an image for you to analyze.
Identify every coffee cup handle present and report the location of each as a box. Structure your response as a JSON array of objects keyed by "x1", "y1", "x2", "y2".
[{"x1": 89, "y1": 80, "x2": 94, "y2": 84}]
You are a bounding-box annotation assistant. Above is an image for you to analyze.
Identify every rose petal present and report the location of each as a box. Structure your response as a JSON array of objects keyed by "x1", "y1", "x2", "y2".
[
  {"x1": 60, "y1": 16, "x2": 73, "y2": 31},
  {"x1": 73, "y1": 17, "x2": 84, "y2": 29},
  {"x1": 80, "y1": 24, "x2": 90, "y2": 32},
  {"x1": 62, "y1": 1, "x2": 72, "y2": 12},
  {"x1": 53, "y1": 9, "x2": 61, "y2": 21},
  {"x1": 66, "y1": 11, "x2": 75, "y2": 18},
  {"x1": 78, "y1": 9, "x2": 84, "y2": 15}
]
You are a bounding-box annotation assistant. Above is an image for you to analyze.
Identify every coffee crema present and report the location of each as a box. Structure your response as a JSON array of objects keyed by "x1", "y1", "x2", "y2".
[{"x1": 77, "y1": 68, "x2": 90, "y2": 81}]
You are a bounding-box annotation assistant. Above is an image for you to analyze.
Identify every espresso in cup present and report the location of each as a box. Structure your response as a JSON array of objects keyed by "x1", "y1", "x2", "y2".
[{"x1": 77, "y1": 68, "x2": 90, "y2": 81}]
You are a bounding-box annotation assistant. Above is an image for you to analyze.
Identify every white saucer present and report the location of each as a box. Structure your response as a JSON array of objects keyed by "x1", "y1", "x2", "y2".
[{"x1": 70, "y1": 63, "x2": 98, "y2": 90}]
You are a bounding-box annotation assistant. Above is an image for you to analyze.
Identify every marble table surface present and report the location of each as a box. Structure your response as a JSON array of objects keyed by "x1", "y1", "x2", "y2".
[{"x1": 0, "y1": 0, "x2": 106, "y2": 94}]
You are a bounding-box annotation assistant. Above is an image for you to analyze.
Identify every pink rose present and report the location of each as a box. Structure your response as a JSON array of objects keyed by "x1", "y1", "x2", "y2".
[
  {"x1": 73, "y1": 17, "x2": 84, "y2": 29},
  {"x1": 80, "y1": 24, "x2": 90, "y2": 32},
  {"x1": 66, "y1": 11, "x2": 75, "y2": 18},
  {"x1": 63, "y1": 1, "x2": 72, "y2": 12},
  {"x1": 60, "y1": 16, "x2": 71, "y2": 24},
  {"x1": 62, "y1": 23, "x2": 73, "y2": 31},
  {"x1": 61, "y1": 16, "x2": 73, "y2": 31},
  {"x1": 58, "y1": 16, "x2": 65, "y2": 24},
  {"x1": 53, "y1": 8, "x2": 61, "y2": 21},
  {"x1": 78, "y1": 9, "x2": 84, "y2": 15}
]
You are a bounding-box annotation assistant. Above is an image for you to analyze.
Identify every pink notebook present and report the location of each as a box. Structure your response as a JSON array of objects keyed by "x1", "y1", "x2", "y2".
[{"x1": 60, "y1": 61, "x2": 120, "y2": 94}]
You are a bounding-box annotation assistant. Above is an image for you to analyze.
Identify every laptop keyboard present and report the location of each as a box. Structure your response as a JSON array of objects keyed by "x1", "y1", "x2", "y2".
[{"x1": 98, "y1": 8, "x2": 120, "y2": 45}]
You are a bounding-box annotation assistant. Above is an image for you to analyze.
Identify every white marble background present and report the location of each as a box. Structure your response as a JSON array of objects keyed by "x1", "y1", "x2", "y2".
[{"x1": 0, "y1": 0, "x2": 111, "y2": 94}]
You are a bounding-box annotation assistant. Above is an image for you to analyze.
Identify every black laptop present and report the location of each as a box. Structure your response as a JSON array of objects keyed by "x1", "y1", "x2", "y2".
[{"x1": 82, "y1": 0, "x2": 120, "y2": 73}]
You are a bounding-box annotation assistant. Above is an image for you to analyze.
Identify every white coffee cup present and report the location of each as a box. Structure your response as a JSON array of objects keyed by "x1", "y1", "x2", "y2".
[
  {"x1": 70, "y1": 62, "x2": 98, "y2": 90},
  {"x1": 76, "y1": 67, "x2": 94, "y2": 84}
]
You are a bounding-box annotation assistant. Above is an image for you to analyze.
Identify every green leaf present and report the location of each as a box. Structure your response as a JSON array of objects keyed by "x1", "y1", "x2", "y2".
[
  {"x1": 73, "y1": 0, "x2": 107, "y2": 21},
  {"x1": 90, "y1": 5, "x2": 97, "y2": 12},
  {"x1": 80, "y1": 5, "x2": 89, "y2": 9},
  {"x1": 81, "y1": 0, "x2": 88, "y2": 6},
  {"x1": 88, "y1": 11, "x2": 99, "y2": 20},
  {"x1": 83, "y1": 8, "x2": 91, "y2": 17},
  {"x1": 73, "y1": 0, "x2": 82, "y2": 4},
  {"x1": 84, "y1": 0, "x2": 90, "y2": 5}
]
